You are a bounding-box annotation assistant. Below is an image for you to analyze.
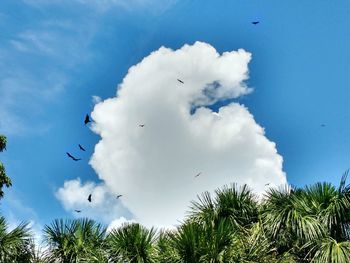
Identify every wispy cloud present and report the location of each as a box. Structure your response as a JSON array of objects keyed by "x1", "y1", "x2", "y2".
[
  {"x1": 23, "y1": 0, "x2": 177, "y2": 13},
  {"x1": 1, "y1": 13, "x2": 95, "y2": 135},
  {"x1": 4, "y1": 192, "x2": 38, "y2": 220},
  {"x1": 2, "y1": 0, "x2": 176, "y2": 136},
  {"x1": 0, "y1": 70, "x2": 67, "y2": 135},
  {"x1": 10, "y1": 20, "x2": 95, "y2": 65},
  {"x1": 12, "y1": 31, "x2": 56, "y2": 54}
]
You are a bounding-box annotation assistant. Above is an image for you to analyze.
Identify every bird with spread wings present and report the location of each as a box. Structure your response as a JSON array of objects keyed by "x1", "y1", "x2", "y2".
[{"x1": 66, "y1": 152, "x2": 81, "y2": 161}]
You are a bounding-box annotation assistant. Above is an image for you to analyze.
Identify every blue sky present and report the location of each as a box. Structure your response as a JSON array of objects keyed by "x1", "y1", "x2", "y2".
[{"x1": 1, "y1": 0, "x2": 350, "y2": 232}]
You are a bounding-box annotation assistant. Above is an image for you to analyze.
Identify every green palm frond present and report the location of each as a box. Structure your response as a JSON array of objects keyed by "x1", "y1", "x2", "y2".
[
  {"x1": 0, "y1": 162, "x2": 12, "y2": 199},
  {"x1": 262, "y1": 185, "x2": 325, "y2": 253},
  {"x1": 43, "y1": 218, "x2": 107, "y2": 262},
  {"x1": 229, "y1": 222, "x2": 277, "y2": 263},
  {"x1": 189, "y1": 184, "x2": 258, "y2": 231},
  {"x1": 154, "y1": 230, "x2": 180, "y2": 262},
  {"x1": 0, "y1": 135, "x2": 6, "y2": 152},
  {"x1": 169, "y1": 221, "x2": 202, "y2": 263},
  {"x1": 107, "y1": 223, "x2": 156, "y2": 263},
  {"x1": 199, "y1": 218, "x2": 234, "y2": 263},
  {"x1": 304, "y1": 180, "x2": 350, "y2": 240},
  {"x1": 310, "y1": 238, "x2": 350, "y2": 263},
  {"x1": 215, "y1": 184, "x2": 258, "y2": 228},
  {"x1": 188, "y1": 191, "x2": 216, "y2": 224},
  {"x1": 0, "y1": 216, "x2": 32, "y2": 262}
]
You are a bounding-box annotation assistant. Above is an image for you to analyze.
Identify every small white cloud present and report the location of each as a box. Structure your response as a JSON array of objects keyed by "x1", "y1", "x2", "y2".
[
  {"x1": 81, "y1": 41, "x2": 287, "y2": 228},
  {"x1": 55, "y1": 178, "x2": 131, "y2": 224},
  {"x1": 92, "y1": 95, "x2": 102, "y2": 104}
]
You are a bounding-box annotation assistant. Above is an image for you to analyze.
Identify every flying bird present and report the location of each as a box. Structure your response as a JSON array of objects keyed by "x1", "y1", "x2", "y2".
[
  {"x1": 75, "y1": 210, "x2": 81, "y2": 213},
  {"x1": 252, "y1": 21, "x2": 260, "y2": 25},
  {"x1": 139, "y1": 124, "x2": 145, "y2": 127},
  {"x1": 78, "y1": 144, "x2": 86, "y2": 151},
  {"x1": 66, "y1": 152, "x2": 81, "y2": 161},
  {"x1": 116, "y1": 195, "x2": 122, "y2": 199},
  {"x1": 87, "y1": 194, "x2": 92, "y2": 203},
  {"x1": 265, "y1": 183, "x2": 270, "y2": 186},
  {"x1": 177, "y1": 79, "x2": 184, "y2": 84},
  {"x1": 84, "y1": 114, "x2": 91, "y2": 125},
  {"x1": 194, "y1": 172, "x2": 201, "y2": 178}
]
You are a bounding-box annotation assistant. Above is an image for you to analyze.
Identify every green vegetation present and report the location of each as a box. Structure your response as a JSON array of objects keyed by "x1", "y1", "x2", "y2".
[
  {"x1": 0, "y1": 135, "x2": 11, "y2": 199},
  {"x1": 0, "y1": 216, "x2": 32, "y2": 262},
  {"x1": 43, "y1": 218, "x2": 108, "y2": 262},
  {"x1": 2, "y1": 176, "x2": 350, "y2": 262}
]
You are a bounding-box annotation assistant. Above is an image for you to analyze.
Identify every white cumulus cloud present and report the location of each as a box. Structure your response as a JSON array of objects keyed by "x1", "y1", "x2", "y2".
[{"x1": 58, "y1": 41, "x2": 287, "y2": 228}]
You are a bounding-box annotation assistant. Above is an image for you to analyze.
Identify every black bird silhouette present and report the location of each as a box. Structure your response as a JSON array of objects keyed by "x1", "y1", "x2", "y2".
[
  {"x1": 116, "y1": 195, "x2": 122, "y2": 199},
  {"x1": 139, "y1": 124, "x2": 145, "y2": 127},
  {"x1": 194, "y1": 172, "x2": 201, "y2": 178},
  {"x1": 265, "y1": 183, "x2": 270, "y2": 186},
  {"x1": 177, "y1": 79, "x2": 184, "y2": 84},
  {"x1": 66, "y1": 152, "x2": 81, "y2": 161},
  {"x1": 78, "y1": 144, "x2": 86, "y2": 151},
  {"x1": 252, "y1": 21, "x2": 259, "y2": 25},
  {"x1": 75, "y1": 210, "x2": 82, "y2": 213},
  {"x1": 84, "y1": 114, "x2": 91, "y2": 125},
  {"x1": 87, "y1": 194, "x2": 92, "y2": 202}
]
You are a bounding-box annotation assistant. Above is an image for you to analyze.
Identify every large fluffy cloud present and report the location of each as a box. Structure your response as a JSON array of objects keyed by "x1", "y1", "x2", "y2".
[{"x1": 59, "y1": 42, "x2": 287, "y2": 228}]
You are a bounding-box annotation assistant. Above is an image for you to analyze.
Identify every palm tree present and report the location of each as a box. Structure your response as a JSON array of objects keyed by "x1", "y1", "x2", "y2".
[
  {"x1": 15, "y1": 238, "x2": 46, "y2": 263},
  {"x1": 261, "y1": 185, "x2": 324, "y2": 259},
  {"x1": 305, "y1": 172, "x2": 350, "y2": 240},
  {"x1": 168, "y1": 221, "x2": 203, "y2": 263},
  {"x1": 308, "y1": 238, "x2": 350, "y2": 263},
  {"x1": 172, "y1": 184, "x2": 258, "y2": 262},
  {"x1": 198, "y1": 218, "x2": 233, "y2": 263},
  {"x1": 3, "y1": 174, "x2": 350, "y2": 262},
  {"x1": 43, "y1": 218, "x2": 107, "y2": 262},
  {"x1": 215, "y1": 184, "x2": 258, "y2": 229},
  {"x1": 189, "y1": 184, "x2": 258, "y2": 230},
  {"x1": 0, "y1": 216, "x2": 32, "y2": 262},
  {"x1": 300, "y1": 172, "x2": 350, "y2": 262},
  {"x1": 154, "y1": 230, "x2": 180, "y2": 262},
  {"x1": 261, "y1": 172, "x2": 350, "y2": 262},
  {"x1": 228, "y1": 221, "x2": 297, "y2": 263},
  {"x1": 107, "y1": 223, "x2": 156, "y2": 263}
]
